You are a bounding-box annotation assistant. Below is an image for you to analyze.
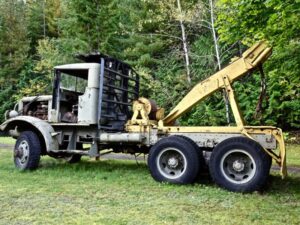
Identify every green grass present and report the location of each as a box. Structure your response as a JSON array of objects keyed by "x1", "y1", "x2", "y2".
[
  {"x1": 0, "y1": 139, "x2": 299, "y2": 225},
  {"x1": 0, "y1": 136, "x2": 15, "y2": 145},
  {"x1": 286, "y1": 144, "x2": 300, "y2": 166}
]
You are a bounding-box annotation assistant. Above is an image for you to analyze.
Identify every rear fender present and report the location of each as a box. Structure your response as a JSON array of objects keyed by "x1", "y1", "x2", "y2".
[{"x1": 0, "y1": 116, "x2": 59, "y2": 153}]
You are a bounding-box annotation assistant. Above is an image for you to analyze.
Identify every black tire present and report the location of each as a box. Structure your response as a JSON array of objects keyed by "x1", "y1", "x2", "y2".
[
  {"x1": 14, "y1": 131, "x2": 41, "y2": 170},
  {"x1": 148, "y1": 136, "x2": 200, "y2": 184},
  {"x1": 209, "y1": 137, "x2": 272, "y2": 193},
  {"x1": 64, "y1": 154, "x2": 82, "y2": 163},
  {"x1": 266, "y1": 151, "x2": 273, "y2": 172},
  {"x1": 177, "y1": 135, "x2": 206, "y2": 172}
]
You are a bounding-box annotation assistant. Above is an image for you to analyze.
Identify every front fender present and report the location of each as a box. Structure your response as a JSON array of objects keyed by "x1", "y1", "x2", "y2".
[{"x1": 0, "y1": 116, "x2": 59, "y2": 152}]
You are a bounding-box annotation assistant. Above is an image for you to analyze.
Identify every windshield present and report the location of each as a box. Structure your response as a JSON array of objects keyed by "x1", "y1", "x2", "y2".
[{"x1": 60, "y1": 72, "x2": 87, "y2": 93}]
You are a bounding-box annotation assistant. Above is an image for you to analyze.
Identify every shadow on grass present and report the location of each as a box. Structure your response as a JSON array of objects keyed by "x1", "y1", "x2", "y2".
[
  {"x1": 37, "y1": 157, "x2": 300, "y2": 194},
  {"x1": 39, "y1": 157, "x2": 148, "y2": 173},
  {"x1": 265, "y1": 175, "x2": 300, "y2": 195}
]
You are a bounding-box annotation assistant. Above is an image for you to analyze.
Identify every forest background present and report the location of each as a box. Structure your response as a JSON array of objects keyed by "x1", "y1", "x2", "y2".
[{"x1": 0, "y1": 0, "x2": 299, "y2": 130}]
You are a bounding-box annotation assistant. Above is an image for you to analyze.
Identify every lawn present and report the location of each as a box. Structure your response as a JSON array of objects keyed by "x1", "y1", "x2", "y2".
[
  {"x1": 0, "y1": 138, "x2": 299, "y2": 225},
  {"x1": 0, "y1": 137, "x2": 15, "y2": 145}
]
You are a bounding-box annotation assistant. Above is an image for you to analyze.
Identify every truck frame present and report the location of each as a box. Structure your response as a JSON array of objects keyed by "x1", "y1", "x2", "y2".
[{"x1": 0, "y1": 42, "x2": 286, "y2": 192}]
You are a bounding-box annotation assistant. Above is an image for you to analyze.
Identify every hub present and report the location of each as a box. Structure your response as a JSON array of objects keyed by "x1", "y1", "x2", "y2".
[
  {"x1": 168, "y1": 157, "x2": 179, "y2": 168},
  {"x1": 232, "y1": 160, "x2": 245, "y2": 172}
]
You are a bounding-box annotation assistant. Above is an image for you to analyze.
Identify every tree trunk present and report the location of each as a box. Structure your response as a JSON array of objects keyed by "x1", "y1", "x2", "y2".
[
  {"x1": 177, "y1": 0, "x2": 191, "y2": 85},
  {"x1": 43, "y1": 0, "x2": 46, "y2": 38},
  {"x1": 209, "y1": 0, "x2": 230, "y2": 124}
]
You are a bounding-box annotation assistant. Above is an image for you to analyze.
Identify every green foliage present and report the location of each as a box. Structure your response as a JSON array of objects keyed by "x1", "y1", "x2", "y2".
[
  {"x1": 190, "y1": 35, "x2": 216, "y2": 80},
  {"x1": 143, "y1": 52, "x2": 189, "y2": 111},
  {"x1": 217, "y1": 0, "x2": 300, "y2": 129},
  {"x1": 0, "y1": 0, "x2": 298, "y2": 130},
  {"x1": 0, "y1": 86, "x2": 15, "y2": 122},
  {"x1": 0, "y1": 1, "x2": 28, "y2": 81},
  {"x1": 264, "y1": 43, "x2": 300, "y2": 128},
  {"x1": 26, "y1": 0, "x2": 62, "y2": 54},
  {"x1": 0, "y1": 0, "x2": 29, "y2": 122},
  {"x1": 181, "y1": 93, "x2": 228, "y2": 126}
]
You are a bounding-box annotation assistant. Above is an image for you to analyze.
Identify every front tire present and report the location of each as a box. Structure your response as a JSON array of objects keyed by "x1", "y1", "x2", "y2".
[
  {"x1": 14, "y1": 131, "x2": 41, "y2": 170},
  {"x1": 209, "y1": 137, "x2": 271, "y2": 193},
  {"x1": 148, "y1": 136, "x2": 200, "y2": 184}
]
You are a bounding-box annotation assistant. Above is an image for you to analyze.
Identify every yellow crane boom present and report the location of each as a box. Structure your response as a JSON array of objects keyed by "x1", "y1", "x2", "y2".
[{"x1": 163, "y1": 41, "x2": 272, "y2": 125}]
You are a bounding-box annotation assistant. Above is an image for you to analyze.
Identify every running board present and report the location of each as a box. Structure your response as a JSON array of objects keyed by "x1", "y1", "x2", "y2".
[{"x1": 49, "y1": 149, "x2": 94, "y2": 156}]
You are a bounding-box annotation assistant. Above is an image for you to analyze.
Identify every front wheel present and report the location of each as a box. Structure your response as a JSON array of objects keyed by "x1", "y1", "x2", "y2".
[
  {"x1": 14, "y1": 131, "x2": 41, "y2": 170},
  {"x1": 209, "y1": 137, "x2": 271, "y2": 193}
]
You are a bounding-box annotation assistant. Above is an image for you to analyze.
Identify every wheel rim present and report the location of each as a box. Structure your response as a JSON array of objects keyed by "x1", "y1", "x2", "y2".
[
  {"x1": 15, "y1": 140, "x2": 30, "y2": 166},
  {"x1": 156, "y1": 147, "x2": 187, "y2": 179},
  {"x1": 220, "y1": 149, "x2": 256, "y2": 184}
]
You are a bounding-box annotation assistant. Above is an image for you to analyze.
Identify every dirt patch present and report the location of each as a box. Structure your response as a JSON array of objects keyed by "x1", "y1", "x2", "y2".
[
  {"x1": 0, "y1": 143, "x2": 13, "y2": 149},
  {"x1": 101, "y1": 152, "x2": 146, "y2": 161},
  {"x1": 271, "y1": 165, "x2": 300, "y2": 174}
]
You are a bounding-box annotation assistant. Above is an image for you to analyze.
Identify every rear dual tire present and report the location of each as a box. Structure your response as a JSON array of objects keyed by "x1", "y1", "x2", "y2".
[
  {"x1": 209, "y1": 137, "x2": 272, "y2": 193},
  {"x1": 148, "y1": 136, "x2": 203, "y2": 184},
  {"x1": 148, "y1": 136, "x2": 271, "y2": 192}
]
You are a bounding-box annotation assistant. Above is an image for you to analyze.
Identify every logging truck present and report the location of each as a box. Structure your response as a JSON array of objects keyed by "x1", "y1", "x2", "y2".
[{"x1": 0, "y1": 42, "x2": 286, "y2": 192}]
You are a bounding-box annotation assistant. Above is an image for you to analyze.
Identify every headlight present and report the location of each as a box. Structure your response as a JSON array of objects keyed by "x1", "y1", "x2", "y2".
[{"x1": 5, "y1": 110, "x2": 19, "y2": 119}]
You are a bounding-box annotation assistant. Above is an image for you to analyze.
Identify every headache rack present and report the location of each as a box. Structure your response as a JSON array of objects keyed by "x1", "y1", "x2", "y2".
[{"x1": 78, "y1": 53, "x2": 140, "y2": 131}]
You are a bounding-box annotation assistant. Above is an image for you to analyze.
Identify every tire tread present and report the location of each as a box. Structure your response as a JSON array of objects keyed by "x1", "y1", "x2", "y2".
[
  {"x1": 14, "y1": 131, "x2": 41, "y2": 170},
  {"x1": 148, "y1": 136, "x2": 200, "y2": 184},
  {"x1": 209, "y1": 137, "x2": 271, "y2": 193}
]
